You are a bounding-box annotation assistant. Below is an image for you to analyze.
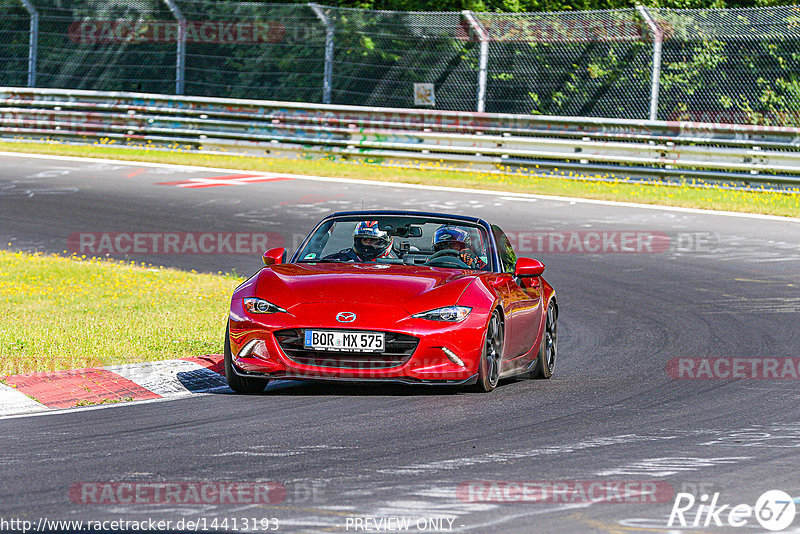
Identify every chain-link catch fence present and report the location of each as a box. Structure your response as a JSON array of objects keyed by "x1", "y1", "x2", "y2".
[{"x1": 1, "y1": 1, "x2": 799, "y2": 125}]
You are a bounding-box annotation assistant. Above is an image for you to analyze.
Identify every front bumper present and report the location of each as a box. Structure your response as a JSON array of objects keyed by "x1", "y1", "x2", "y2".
[{"x1": 230, "y1": 366, "x2": 479, "y2": 386}]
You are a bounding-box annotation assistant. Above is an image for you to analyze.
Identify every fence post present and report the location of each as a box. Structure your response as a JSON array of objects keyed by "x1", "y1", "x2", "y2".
[
  {"x1": 19, "y1": 0, "x2": 38, "y2": 87},
  {"x1": 462, "y1": 11, "x2": 488, "y2": 113},
  {"x1": 309, "y1": 3, "x2": 334, "y2": 105},
  {"x1": 163, "y1": 0, "x2": 186, "y2": 95},
  {"x1": 637, "y1": 5, "x2": 662, "y2": 121}
]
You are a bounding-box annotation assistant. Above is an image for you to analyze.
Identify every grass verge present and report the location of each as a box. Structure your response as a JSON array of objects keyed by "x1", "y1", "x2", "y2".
[
  {"x1": 0, "y1": 140, "x2": 798, "y2": 217},
  {"x1": 0, "y1": 250, "x2": 241, "y2": 375}
]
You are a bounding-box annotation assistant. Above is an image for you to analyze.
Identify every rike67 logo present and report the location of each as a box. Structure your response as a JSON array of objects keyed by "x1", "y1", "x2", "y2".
[{"x1": 669, "y1": 490, "x2": 796, "y2": 531}]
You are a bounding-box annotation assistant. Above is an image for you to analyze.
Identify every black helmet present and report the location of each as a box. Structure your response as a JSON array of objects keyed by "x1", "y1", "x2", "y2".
[
  {"x1": 353, "y1": 220, "x2": 392, "y2": 260},
  {"x1": 433, "y1": 225, "x2": 471, "y2": 252}
]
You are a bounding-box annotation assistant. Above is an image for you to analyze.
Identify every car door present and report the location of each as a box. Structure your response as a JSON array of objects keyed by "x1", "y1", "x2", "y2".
[{"x1": 492, "y1": 225, "x2": 542, "y2": 367}]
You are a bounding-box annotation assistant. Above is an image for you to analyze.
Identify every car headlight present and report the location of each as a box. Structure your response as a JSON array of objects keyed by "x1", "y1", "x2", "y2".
[
  {"x1": 412, "y1": 306, "x2": 472, "y2": 322},
  {"x1": 243, "y1": 297, "x2": 287, "y2": 314}
]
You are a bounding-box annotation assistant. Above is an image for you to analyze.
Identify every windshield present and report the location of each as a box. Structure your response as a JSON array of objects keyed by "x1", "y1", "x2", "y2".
[{"x1": 295, "y1": 216, "x2": 492, "y2": 271}]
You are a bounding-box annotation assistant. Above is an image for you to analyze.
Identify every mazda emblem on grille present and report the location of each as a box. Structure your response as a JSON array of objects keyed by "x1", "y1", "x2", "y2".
[{"x1": 336, "y1": 312, "x2": 356, "y2": 323}]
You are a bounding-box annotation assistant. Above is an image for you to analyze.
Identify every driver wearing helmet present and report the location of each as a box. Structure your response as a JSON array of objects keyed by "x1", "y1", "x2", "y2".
[
  {"x1": 324, "y1": 220, "x2": 396, "y2": 262},
  {"x1": 432, "y1": 225, "x2": 487, "y2": 269}
]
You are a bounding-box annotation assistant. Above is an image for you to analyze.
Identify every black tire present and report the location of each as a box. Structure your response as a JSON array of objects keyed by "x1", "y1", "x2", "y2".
[
  {"x1": 224, "y1": 323, "x2": 268, "y2": 394},
  {"x1": 531, "y1": 301, "x2": 557, "y2": 379},
  {"x1": 471, "y1": 310, "x2": 504, "y2": 392}
]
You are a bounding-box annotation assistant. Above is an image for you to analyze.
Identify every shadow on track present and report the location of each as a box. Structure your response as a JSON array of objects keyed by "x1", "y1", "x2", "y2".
[{"x1": 210, "y1": 378, "x2": 529, "y2": 397}]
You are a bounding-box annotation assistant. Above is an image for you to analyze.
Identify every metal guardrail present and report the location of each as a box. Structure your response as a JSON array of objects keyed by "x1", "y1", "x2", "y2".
[{"x1": 1, "y1": 87, "x2": 800, "y2": 190}]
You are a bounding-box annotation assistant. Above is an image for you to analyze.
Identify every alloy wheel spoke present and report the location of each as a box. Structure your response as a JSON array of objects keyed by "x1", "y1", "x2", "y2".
[{"x1": 546, "y1": 305, "x2": 557, "y2": 369}]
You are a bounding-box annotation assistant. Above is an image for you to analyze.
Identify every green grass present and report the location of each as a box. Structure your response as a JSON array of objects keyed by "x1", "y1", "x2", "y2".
[
  {"x1": 0, "y1": 250, "x2": 242, "y2": 375},
  {"x1": 1, "y1": 140, "x2": 798, "y2": 217}
]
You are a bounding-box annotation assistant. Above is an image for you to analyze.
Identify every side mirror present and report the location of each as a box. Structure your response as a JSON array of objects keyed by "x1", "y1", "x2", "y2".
[
  {"x1": 514, "y1": 257, "x2": 545, "y2": 277},
  {"x1": 262, "y1": 247, "x2": 286, "y2": 266}
]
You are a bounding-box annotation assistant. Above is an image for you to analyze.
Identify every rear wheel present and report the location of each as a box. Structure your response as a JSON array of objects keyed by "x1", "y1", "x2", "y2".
[
  {"x1": 224, "y1": 323, "x2": 268, "y2": 394},
  {"x1": 531, "y1": 301, "x2": 557, "y2": 379},
  {"x1": 471, "y1": 310, "x2": 504, "y2": 392}
]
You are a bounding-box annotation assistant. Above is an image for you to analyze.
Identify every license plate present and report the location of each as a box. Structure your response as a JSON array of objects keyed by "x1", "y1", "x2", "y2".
[{"x1": 303, "y1": 330, "x2": 385, "y2": 352}]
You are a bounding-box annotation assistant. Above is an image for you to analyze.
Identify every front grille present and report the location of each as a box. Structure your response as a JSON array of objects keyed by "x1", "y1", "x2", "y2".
[{"x1": 274, "y1": 329, "x2": 419, "y2": 369}]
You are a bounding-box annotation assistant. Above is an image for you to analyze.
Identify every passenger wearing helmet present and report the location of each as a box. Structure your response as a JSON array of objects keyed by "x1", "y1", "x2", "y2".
[
  {"x1": 431, "y1": 225, "x2": 487, "y2": 269},
  {"x1": 323, "y1": 220, "x2": 396, "y2": 262}
]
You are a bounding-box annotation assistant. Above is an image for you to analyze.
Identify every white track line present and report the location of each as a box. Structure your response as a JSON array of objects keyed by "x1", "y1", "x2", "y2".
[
  {"x1": 0, "y1": 383, "x2": 49, "y2": 415},
  {"x1": 0, "y1": 150, "x2": 798, "y2": 224},
  {"x1": 0, "y1": 394, "x2": 182, "y2": 420}
]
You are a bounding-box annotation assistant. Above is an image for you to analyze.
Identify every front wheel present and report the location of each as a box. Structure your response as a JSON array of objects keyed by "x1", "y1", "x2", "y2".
[
  {"x1": 471, "y1": 310, "x2": 504, "y2": 392},
  {"x1": 531, "y1": 301, "x2": 557, "y2": 379},
  {"x1": 224, "y1": 322, "x2": 268, "y2": 394}
]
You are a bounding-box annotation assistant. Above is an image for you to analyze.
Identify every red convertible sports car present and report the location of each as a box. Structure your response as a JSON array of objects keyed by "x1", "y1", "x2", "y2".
[{"x1": 225, "y1": 211, "x2": 557, "y2": 393}]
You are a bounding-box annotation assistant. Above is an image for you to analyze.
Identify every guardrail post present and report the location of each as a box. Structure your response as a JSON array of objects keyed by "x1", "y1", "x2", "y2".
[
  {"x1": 309, "y1": 3, "x2": 334, "y2": 105},
  {"x1": 637, "y1": 5, "x2": 662, "y2": 121},
  {"x1": 462, "y1": 11, "x2": 488, "y2": 113},
  {"x1": 163, "y1": 0, "x2": 186, "y2": 95},
  {"x1": 19, "y1": 0, "x2": 38, "y2": 87}
]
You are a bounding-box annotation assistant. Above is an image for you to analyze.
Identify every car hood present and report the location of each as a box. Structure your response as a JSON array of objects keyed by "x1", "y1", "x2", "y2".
[{"x1": 241, "y1": 263, "x2": 478, "y2": 314}]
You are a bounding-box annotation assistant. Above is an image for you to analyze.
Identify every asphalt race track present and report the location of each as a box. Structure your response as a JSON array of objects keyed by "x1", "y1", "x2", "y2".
[{"x1": 1, "y1": 152, "x2": 799, "y2": 533}]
